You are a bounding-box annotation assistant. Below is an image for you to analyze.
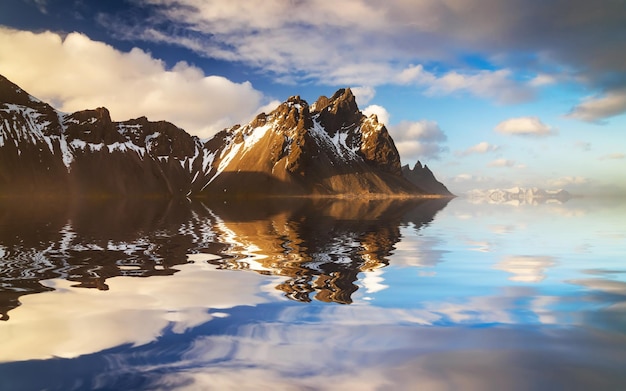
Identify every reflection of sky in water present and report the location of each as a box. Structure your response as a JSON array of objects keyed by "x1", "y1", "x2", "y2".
[{"x1": 1, "y1": 197, "x2": 626, "y2": 389}]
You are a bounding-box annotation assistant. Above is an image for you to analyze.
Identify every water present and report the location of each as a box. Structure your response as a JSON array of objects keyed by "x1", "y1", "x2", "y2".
[{"x1": 0, "y1": 196, "x2": 625, "y2": 390}]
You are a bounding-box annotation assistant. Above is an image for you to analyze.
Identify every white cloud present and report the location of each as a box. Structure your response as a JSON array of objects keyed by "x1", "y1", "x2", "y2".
[
  {"x1": 548, "y1": 176, "x2": 590, "y2": 187},
  {"x1": 598, "y1": 152, "x2": 625, "y2": 160},
  {"x1": 0, "y1": 27, "x2": 269, "y2": 138},
  {"x1": 431, "y1": 69, "x2": 533, "y2": 104},
  {"x1": 529, "y1": 74, "x2": 556, "y2": 87},
  {"x1": 456, "y1": 141, "x2": 499, "y2": 156},
  {"x1": 87, "y1": 0, "x2": 626, "y2": 121},
  {"x1": 396, "y1": 65, "x2": 533, "y2": 104},
  {"x1": 255, "y1": 99, "x2": 283, "y2": 116},
  {"x1": 351, "y1": 86, "x2": 376, "y2": 105},
  {"x1": 488, "y1": 158, "x2": 516, "y2": 167},
  {"x1": 452, "y1": 173, "x2": 475, "y2": 182},
  {"x1": 363, "y1": 105, "x2": 390, "y2": 126},
  {"x1": 567, "y1": 89, "x2": 626, "y2": 123},
  {"x1": 106, "y1": 1, "x2": 543, "y2": 105},
  {"x1": 388, "y1": 120, "x2": 448, "y2": 162},
  {"x1": 495, "y1": 116, "x2": 555, "y2": 137}
]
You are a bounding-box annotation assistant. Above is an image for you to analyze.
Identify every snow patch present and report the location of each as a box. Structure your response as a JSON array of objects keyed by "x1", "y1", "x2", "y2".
[
  {"x1": 241, "y1": 124, "x2": 271, "y2": 153},
  {"x1": 58, "y1": 136, "x2": 74, "y2": 168},
  {"x1": 107, "y1": 141, "x2": 146, "y2": 157},
  {"x1": 208, "y1": 140, "x2": 242, "y2": 184},
  {"x1": 309, "y1": 118, "x2": 361, "y2": 163}
]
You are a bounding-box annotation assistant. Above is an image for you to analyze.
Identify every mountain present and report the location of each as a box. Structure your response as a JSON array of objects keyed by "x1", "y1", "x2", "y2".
[
  {"x1": 204, "y1": 89, "x2": 421, "y2": 196},
  {"x1": 402, "y1": 161, "x2": 453, "y2": 196},
  {"x1": 466, "y1": 187, "x2": 572, "y2": 204},
  {"x1": 0, "y1": 74, "x2": 450, "y2": 198},
  {"x1": 0, "y1": 75, "x2": 202, "y2": 197}
]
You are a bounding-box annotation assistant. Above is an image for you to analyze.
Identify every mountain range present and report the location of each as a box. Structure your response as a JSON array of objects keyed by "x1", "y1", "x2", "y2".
[{"x1": 0, "y1": 74, "x2": 451, "y2": 198}]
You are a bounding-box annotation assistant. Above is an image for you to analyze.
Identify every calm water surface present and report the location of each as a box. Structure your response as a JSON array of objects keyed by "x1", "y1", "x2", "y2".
[{"x1": 0, "y1": 196, "x2": 625, "y2": 390}]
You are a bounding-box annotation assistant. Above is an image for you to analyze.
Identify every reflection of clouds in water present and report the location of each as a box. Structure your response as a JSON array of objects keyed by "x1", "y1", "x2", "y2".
[
  {"x1": 359, "y1": 268, "x2": 388, "y2": 295},
  {"x1": 466, "y1": 240, "x2": 492, "y2": 252},
  {"x1": 0, "y1": 259, "x2": 281, "y2": 362},
  {"x1": 569, "y1": 278, "x2": 626, "y2": 297},
  {"x1": 566, "y1": 277, "x2": 626, "y2": 332},
  {"x1": 544, "y1": 205, "x2": 588, "y2": 217},
  {"x1": 392, "y1": 229, "x2": 447, "y2": 268},
  {"x1": 9, "y1": 274, "x2": 562, "y2": 364},
  {"x1": 143, "y1": 318, "x2": 626, "y2": 391},
  {"x1": 494, "y1": 255, "x2": 557, "y2": 283},
  {"x1": 489, "y1": 224, "x2": 525, "y2": 234},
  {"x1": 139, "y1": 277, "x2": 626, "y2": 389}
]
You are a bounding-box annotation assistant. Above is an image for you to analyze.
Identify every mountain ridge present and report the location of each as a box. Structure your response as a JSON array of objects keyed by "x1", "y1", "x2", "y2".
[{"x1": 0, "y1": 74, "x2": 452, "y2": 198}]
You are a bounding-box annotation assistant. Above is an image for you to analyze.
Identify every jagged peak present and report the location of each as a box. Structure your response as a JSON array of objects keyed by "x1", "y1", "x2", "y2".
[
  {"x1": 367, "y1": 113, "x2": 379, "y2": 122},
  {"x1": 311, "y1": 95, "x2": 329, "y2": 112},
  {"x1": 312, "y1": 87, "x2": 358, "y2": 115}
]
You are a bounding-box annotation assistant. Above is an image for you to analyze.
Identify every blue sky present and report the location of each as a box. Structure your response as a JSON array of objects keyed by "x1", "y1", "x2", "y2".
[{"x1": 1, "y1": 0, "x2": 625, "y2": 194}]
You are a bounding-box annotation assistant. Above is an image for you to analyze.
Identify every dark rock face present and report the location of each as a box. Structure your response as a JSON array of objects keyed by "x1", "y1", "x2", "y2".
[
  {"x1": 0, "y1": 74, "x2": 451, "y2": 197},
  {"x1": 0, "y1": 75, "x2": 204, "y2": 197},
  {"x1": 402, "y1": 161, "x2": 454, "y2": 196}
]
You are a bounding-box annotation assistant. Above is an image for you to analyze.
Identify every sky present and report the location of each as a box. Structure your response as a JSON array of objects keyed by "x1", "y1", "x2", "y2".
[{"x1": 0, "y1": 0, "x2": 625, "y2": 195}]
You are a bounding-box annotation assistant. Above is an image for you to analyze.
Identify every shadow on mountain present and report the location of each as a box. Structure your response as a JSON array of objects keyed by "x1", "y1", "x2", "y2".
[{"x1": 0, "y1": 196, "x2": 450, "y2": 319}]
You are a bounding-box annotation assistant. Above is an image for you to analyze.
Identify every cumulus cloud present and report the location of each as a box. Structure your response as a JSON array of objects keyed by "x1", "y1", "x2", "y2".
[
  {"x1": 495, "y1": 116, "x2": 555, "y2": 137},
  {"x1": 488, "y1": 158, "x2": 516, "y2": 168},
  {"x1": 567, "y1": 89, "x2": 626, "y2": 123},
  {"x1": 362, "y1": 105, "x2": 390, "y2": 126},
  {"x1": 388, "y1": 120, "x2": 448, "y2": 162},
  {"x1": 351, "y1": 86, "x2": 376, "y2": 106},
  {"x1": 456, "y1": 141, "x2": 499, "y2": 157},
  {"x1": 0, "y1": 27, "x2": 270, "y2": 138}
]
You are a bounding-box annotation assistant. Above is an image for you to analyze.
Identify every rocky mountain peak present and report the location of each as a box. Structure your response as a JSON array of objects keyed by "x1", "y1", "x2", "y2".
[
  {"x1": 266, "y1": 94, "x2": 312, "y2": 132},
  {"x1": 1, "y1": 74, "x2": 452, "y2": 198},
  {"x1": 311, "y1": 88, "x2": 360, "y2": 136},
  {"x1": 402, "y1": 161, "x2": 453, "y2": 196}
]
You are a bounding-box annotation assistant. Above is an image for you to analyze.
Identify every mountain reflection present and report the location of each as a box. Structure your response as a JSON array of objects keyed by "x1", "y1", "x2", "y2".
[{"x1": 0, "y1": 197, "x2": 450, "y2": 319}]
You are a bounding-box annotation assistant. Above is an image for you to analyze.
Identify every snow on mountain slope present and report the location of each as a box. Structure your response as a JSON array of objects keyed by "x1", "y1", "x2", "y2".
[
  {"x1": 1, "y1": 74, "x2": 449, "y2": 197},
  {"x1": 200, "y1": 89, "x2": 419, "y2": 196}
]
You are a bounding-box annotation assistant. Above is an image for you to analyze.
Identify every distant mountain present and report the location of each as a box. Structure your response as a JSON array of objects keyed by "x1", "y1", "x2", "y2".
[
  {"x1": 402, "y1": 161, "x2": 454, "y2": 196},
  {"x1": 466, "y1": 187, "x2": 572, "y2": 204},
  {"x1": 0, "y1": 74, "x2": 450, "y2": 197}
]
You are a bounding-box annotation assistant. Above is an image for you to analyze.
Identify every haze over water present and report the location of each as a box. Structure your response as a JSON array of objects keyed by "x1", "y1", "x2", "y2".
[{"x1": 0, "y1": 196, "x2": 625, "y2": 390}]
